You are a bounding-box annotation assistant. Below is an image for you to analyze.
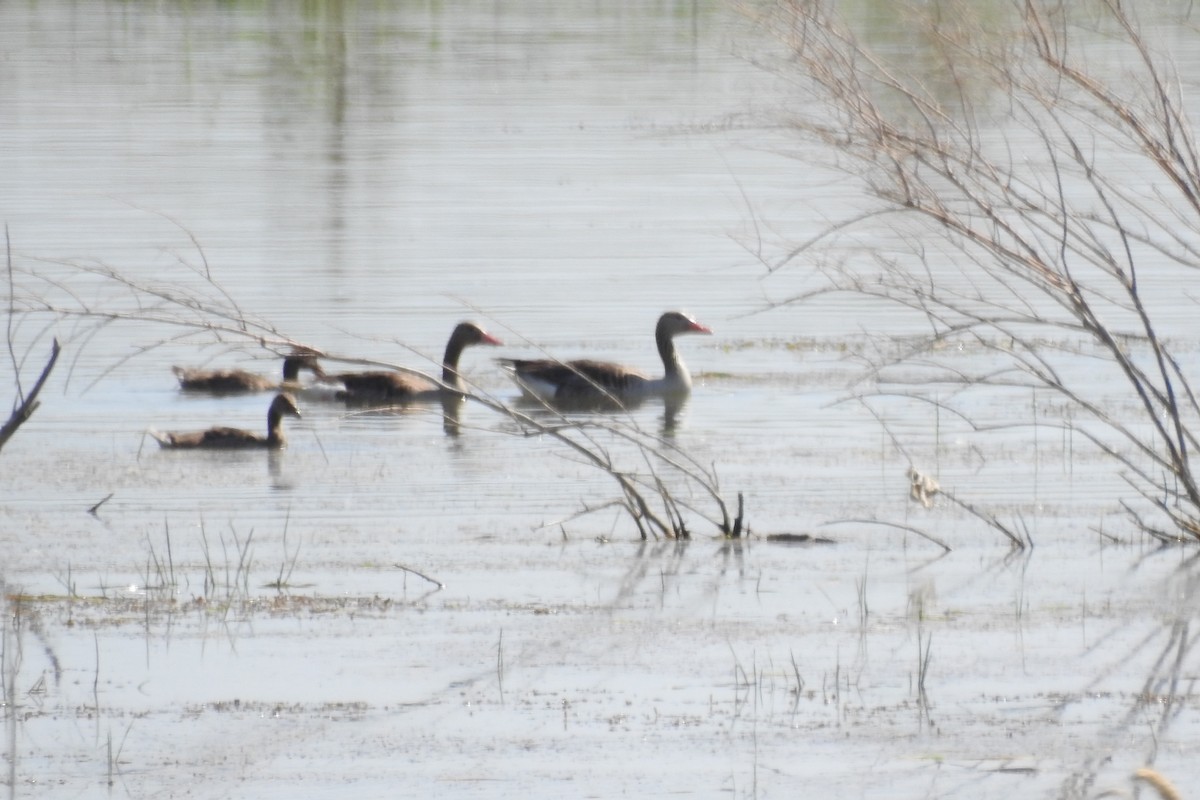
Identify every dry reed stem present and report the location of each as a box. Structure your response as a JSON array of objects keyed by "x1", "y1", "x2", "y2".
[{"x1": 1134, "y1": 767, "x2": 1182, "y2": 800}]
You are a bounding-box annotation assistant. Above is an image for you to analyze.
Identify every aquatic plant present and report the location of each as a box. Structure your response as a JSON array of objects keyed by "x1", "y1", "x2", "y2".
[{"x1": 758, "y1": 0, "x2": 1200, "y2": 545}]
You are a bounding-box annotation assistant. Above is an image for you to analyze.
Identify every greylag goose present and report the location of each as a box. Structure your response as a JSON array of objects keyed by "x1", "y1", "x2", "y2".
[
  {"x1": 150, "y1": 393, "x2": 301, "y2": 449},
  {"x1": 499, "y1": 311, "x2": 711, "y2": 408},
  {"x1": 172, "y1": 354, "x2": 325, "y2": 394},
  {"x1": 331, "y1": 322, "x2": 502, "y2": 405}
]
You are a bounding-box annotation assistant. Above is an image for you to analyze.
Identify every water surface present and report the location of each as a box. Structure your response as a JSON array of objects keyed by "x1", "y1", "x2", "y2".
[{"x1": 2, "y1": 2, "x2": 1199, "y2": 798}]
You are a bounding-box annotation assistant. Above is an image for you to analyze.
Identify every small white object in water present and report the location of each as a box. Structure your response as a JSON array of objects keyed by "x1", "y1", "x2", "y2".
[{"x1": 907, "y1": 467, "x2": 940, "y2": 509}]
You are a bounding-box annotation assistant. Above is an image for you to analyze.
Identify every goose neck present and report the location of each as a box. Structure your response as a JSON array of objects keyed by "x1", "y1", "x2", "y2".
[{"x1": 657, "y1": 327, "x2": 685, "y2": 379}]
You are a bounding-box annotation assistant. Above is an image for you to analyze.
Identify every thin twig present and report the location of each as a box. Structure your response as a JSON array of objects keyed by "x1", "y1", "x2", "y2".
[{"x1": 394, "y1": 563, "x2": 444, "y2": 589}]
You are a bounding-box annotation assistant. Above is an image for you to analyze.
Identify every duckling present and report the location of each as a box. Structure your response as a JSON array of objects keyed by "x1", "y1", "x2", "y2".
[
  {"x1": 172, "y1": 354, "x2": 325, "y2": 394},
  {"x1": 150, "y1": 393, "x2": 301, "y2": 449},
  {"x1": 331, "y1": 322, "x2": 502, "y2": 405}
]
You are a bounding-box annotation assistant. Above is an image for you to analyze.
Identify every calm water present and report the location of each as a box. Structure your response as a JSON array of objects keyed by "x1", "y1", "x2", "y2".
[{"x1": 3, "y1": 2, "x2": 1200, "y2": 798}]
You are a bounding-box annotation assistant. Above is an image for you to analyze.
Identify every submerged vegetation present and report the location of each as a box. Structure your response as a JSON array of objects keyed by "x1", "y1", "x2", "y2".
[{"x1": 753, "y1": 0, "x2": 1200, "y2": 545}]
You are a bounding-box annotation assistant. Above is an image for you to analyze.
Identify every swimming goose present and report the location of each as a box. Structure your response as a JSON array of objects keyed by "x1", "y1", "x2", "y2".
[
  {"x1": 150, "y1": 393, "x2": 301, "y2": 449},
  {"x1": 499, "y1": 311, "x2": 711, "y2": 408},
  {"x1": 172, "y1": 354, "x2": 325, "y2": 394},
  {"x1": 332, "y1": 322, "x2": 503, "y2": 405}
]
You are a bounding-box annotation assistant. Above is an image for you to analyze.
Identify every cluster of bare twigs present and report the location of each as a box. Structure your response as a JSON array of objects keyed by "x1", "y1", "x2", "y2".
[
  {"x1": 755, "y1": 0, "x2": 1200, "y2": 544},
  {"x1": 473, "y1": 393, "x2": 745, "y2": 539},
  {"x1": 11, "y1": 225, "x2": 310, "y2": 391}
]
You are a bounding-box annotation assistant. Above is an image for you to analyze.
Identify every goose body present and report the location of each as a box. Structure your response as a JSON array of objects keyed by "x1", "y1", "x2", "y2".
[
  {"x1": 500, "y1": 311, "x2": 711, "y2": 408},
  {"x1": 173, "y1": 355, "x2": 325, "y2": 394},
  {"x1": 151, "y1": 393, "x2": 302, "y2": 449},
  {"x1": 333, "y1": 322, "x2": 502, "y2": 405}
]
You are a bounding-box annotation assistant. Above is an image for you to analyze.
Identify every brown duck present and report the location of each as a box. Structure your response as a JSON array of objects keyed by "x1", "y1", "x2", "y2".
[
  {"x1": 172, "y1": 354, "x2": 325, "y2": 394},
  {"x1": 498, "y1": 311, "x2": 711, "y2": 408},
  {"x1": 331, "y1": 322, "x2": 502, "y2": 405},
  {"x1": 150, "y1": 393, "x2": 302, "y2": 449}
]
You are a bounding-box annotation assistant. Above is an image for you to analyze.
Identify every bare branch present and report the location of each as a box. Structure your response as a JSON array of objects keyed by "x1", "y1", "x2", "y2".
[
  {"x1": 758, "y1": 0, "x2": 1200, "y2": 542},
  {"x1": 0, "y1": 338, "x2": 60, "y2": 452}
]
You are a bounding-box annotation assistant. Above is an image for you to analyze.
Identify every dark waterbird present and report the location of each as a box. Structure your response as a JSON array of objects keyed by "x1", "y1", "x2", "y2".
[
  {"x1": 150, "y1": 393, "x2": 302, "y2": 449},
  {"x1": 172, "y1": 354, "x2": 326, "y2": 394},
  {"x1": 498, "y1": 310, "x2": 711, "y2": 410},
  {"x1": 330, "y1": 322, "x2": 502, "y2": 405}
]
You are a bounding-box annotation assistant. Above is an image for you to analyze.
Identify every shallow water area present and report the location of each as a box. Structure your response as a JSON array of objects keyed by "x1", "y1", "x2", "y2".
[
  {"x1": 7, "y1": 535, "x2": 1194, "y2": 799},
  {"x1": 4, "y1": 1, "x2": 1200, "y2": 798}
]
